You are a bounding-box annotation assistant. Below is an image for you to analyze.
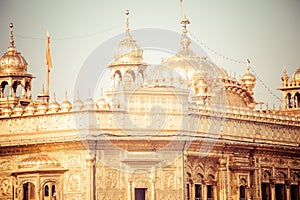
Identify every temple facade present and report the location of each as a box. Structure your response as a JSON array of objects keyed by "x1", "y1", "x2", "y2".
[{"x1": 0, "y1": 11, "x2": 299, "y2": 200}]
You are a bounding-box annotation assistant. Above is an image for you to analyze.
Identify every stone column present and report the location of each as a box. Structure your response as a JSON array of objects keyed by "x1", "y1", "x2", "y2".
[
  {"x1": 270, "y1": 178, "x2": 276, "y2": 200},
  {"x1": 203, "y1": 184, "x2": 207, "y2": 200},
  {"x1": 86, "y1": 154, "x2": 95, "y2": 200},
  {"x1": 218, "y1": 158, "x2": 227, "y2": 200},
  {"x1": 285, "y1": 179, "x2": 291, "y2": 200},
  {"x1": 128, "y1": 181, "x2": 132, "y2": 200},
  {"x1": 151, "y1": 180, "x2": 155, "y2": 200}
]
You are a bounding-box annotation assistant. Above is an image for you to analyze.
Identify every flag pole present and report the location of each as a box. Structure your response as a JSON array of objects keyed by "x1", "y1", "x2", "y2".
[
  {"x1": 46, "y1": 65, "x2": 50, "y2": 103},
  {"x1": 38, "y1": 32, "x2": 52, "y2": 104},
  {"x1": 45, "y1": 32, "x2": 52, "y2": 104}
]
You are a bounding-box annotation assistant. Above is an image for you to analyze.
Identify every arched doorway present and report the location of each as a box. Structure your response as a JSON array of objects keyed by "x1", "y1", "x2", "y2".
[{"x1": 23, "y1": 182, "x2": 35, "y2": 200}]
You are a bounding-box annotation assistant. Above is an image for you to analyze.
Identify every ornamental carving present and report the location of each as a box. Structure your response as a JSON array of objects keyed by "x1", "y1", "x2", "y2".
[
  {"x1": 164, "y1": 171, "x2": 175, "y2": 189},
  {"x1": 275, "y1": 171, "x2": 286, "y2": 182},
  {"x1": 67, "y1": 173, "x2": 80, "y2": 191},
  {"x1": 262, "y1": 170, "x2": 271, "y2": 182},
  {"x1": 0, "y1": 160, "x2": 11, "y2": 171},
  {"x1": 159, "y1": 193, "x2": 181, "y2": 200},
  {"x1": 105, "y1": 170, "x2": 118, "y2": 189},
  {"x1": 0, "y1": 177, "x2": 11, "y2": 196}
]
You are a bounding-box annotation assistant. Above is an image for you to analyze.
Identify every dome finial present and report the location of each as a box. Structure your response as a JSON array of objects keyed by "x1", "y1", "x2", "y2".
[
  {"x1": 181, "y1": 15, "x2": 190, "y2": 36},
  {"x1": 9, "y1": 23, "x2": 15, "y2": 47},
  {"x1": 125, "y1": 10, "x2": 130, "y2": 35},
  {"x1": 246, "y1": 59, "x2": 251, "y2": 71}
]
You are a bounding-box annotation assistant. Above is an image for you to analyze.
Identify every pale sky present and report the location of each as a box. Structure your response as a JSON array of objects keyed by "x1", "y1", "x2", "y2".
[{"x1": 0, "y1": 0, "x2": 299, "y2": 108}]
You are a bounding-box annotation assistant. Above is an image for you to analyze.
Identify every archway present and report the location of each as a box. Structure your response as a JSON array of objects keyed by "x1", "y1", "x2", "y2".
[{"x1": 22, "y1": 182, "x2": 35, "y2": 200}]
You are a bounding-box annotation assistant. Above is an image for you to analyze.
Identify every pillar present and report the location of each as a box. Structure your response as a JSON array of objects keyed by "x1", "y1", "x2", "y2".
[
  {"x1": 151, "y1": 180, "x2": 155, "y2": 200},
  {"x1": 128, "y1": 181, "x2": 132, "y2": 200},
  {"x1": 270, "y1": 178, "x2": 276, "y2": 200},
  {"x1": 86, "y1": 155, "x2": 95, "y2": 200},
  {"x1": 285, "y1": 179, "x2": 291, "y2": 200},
  {"x1": 203, "y1": 184, "x2": 207, "y2": 200}
]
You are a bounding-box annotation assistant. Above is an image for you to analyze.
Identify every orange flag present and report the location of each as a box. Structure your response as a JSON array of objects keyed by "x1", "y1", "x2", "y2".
[{"x1": 46, "y1": 32, "x2": 52, "y2": 70}]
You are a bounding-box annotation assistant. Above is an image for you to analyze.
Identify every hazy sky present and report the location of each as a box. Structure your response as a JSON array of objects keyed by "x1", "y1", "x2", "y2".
[{"x1": 0, "y1": 0, "x2": 299, "y2": 107}]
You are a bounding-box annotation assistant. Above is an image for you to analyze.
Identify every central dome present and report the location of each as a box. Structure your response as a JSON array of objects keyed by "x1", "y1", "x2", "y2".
[{"x1": 292, "y1": 67, "x2": 300, "y2": 83}]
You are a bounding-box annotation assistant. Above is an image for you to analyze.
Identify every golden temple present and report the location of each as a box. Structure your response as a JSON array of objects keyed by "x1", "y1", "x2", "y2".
[{"x1": 0, "y1": 10, "x2": 299, "y2": 200}]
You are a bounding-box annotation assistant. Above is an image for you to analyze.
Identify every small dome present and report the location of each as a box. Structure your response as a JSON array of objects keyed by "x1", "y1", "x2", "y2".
[
  {"x1": 60, "y1": 93, "x2": 72, "y2": 112},
  {"x1": 97, "y1": 96, "x2": 108, "y2": 110},
  {"x1": 114, "y1": 35, "x2": 143, "y2": 64},
  {"x1": 72, "y1": 98, "x2": 84, "y2": 111},
  {"x1": 12, "y1": 103, "x2": 24, "y2": 115},
  {"x1": 112, "y1": 10, "x2": 143, "y2": 65},
  {"x1": 1, "y1": 105, "x2": 13, "y2": 116},
  {"x1": 48, "y1": 96, "x2": 60, "y2": 113},
  {"x1": 0, "y1": 23, "x2": 28, "y2": 76},
  {"x1": 242, "y1": 69, "x2": 256, "y2": 82},
  {"x1": 19, "y1": 154, "x2": 61, "y2": 169},
  {"x1": 60, "y1": 99, "x2": 72, "y2": 112},
  {"x1": 83, "y1": 97, "x2": 96, "y2": 110},
  {"x1": 36, "y1": 102, "x2": 48, "y2": 114},
  {"x1": 24, "y1": 102, "x2": 36, "y2": 115},
  {"x1": 281, "y1": 68, "x2": 289, "y2": 82},
  {"x1": 292, "y1": 67, "x2": 300, "y2": 83}
]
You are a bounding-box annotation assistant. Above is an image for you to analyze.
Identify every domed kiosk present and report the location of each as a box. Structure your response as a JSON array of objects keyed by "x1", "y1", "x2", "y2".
[{"x1": 0, "y1": 23, "x2": 34, "y2": 108}]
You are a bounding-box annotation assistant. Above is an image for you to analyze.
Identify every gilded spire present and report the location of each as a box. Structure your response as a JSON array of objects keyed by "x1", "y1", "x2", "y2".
[
  {"x1": 281, "y1": 67, "x2": 289, "y2": 83},
  {"x1": 9, "y1": 23, "x2": 15, "y2": 47},
  {"x1": 181, "y1": 15, "x2": 190, "y2": 36},
  {"x1": 246, "y1": 59, "x2": 251, "y2": 71},
  {"x1": 125, "y1": 10, "x2": 130, "y2": 35}
]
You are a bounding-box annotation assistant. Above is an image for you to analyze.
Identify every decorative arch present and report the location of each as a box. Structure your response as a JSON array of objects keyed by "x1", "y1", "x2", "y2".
[
  {"x1": 113, "y1": 70, "x2": 122, "y2": 88},
  {"x1": 294, "y1": 92, "x2": 300, "y2": 108},
  {"x1": 286, "y1": 93, "x2": 292, "y2": 108},
  {"x1": 1, "y1": 81, "x2": 9, "y2": 98},
  {"x1": 262, "y1": 170, "x2": 272, "y2": 183}
]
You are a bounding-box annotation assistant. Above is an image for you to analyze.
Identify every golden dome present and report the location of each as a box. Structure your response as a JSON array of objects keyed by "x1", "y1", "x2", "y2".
[
  {"x1": 292, "y1": 67, "x2": 300, "y2": 83},
  {"x1": 0, "y1": 23, "x2": 28, "y2": 75},
  {"x1": 241, "y1": 69, "x2": 256, "y2": 82},
  {"x1": 96, "y1": 90, "x2": 108, "y2": 110},
  {"x1": 83, "y1": 96, "x2": 96, "y2": 110},
  {"x1": 12, "y1": 103, "x2": 24, "y2": 116},
  {"x1": 1, "y1": 105, "x2": 13, "y2": 116},
  {"x1": 60, "y1": 93, "x2": 72, "y2": 112},
  {"x1": 19, "y1": 154, "x2": 61, "y2": 169},
  {"x1": 48, "y1": 94, "x2": 60, "y2": 113},
  {"x1": 161, "y1": 16, "x2": 228, "y2": 88},
  {"x1": 113, "y1": 10, "x2": 143, "y2": 65},
  {"x1": 72, "y1": 98, "x2": 84, "y2": 111},
  {"x1": 281, "y1": 67, "x2": 289, "y2": 82},
  {"x1": 241, "y1": 65, "x2": 256, "y2": 94},
  {"x1": 36, "y1": 101, "x2": 48, "y2": 114},
  {"x1": 23, "y1": 102, "x2": 36, "y2": 115}
]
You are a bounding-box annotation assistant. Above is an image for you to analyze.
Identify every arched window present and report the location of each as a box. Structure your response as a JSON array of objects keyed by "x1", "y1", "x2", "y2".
[
  {"x1": 239, "y1": 185, "x2": 246, "y2": 200},
  {"x1": 45, "y1": 185, "x2": 49, "y2": 196},
  {"x1": 294, "y1": 92, "x2": 300, "y2": 108},
  {"x1": 286, "y1": 93, "x2": 292, "y2": 108},
  {"x1": 23, "y1": 182, "x2": 35, "y2": 200},
  {"x1": 195, "y1": 184, "x2": 202, "y2": 200},
  {"x1": 51, "y1": 185, "x2": 56, "y2": 196},
  {"x1": 1, "y1": 81, "x2": 9, "y2": 98}
]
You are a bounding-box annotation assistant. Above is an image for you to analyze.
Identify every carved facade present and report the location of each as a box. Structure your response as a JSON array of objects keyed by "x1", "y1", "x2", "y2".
[{"x1": 0, "y1": 11, "x2": 299, "y2": 200}]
